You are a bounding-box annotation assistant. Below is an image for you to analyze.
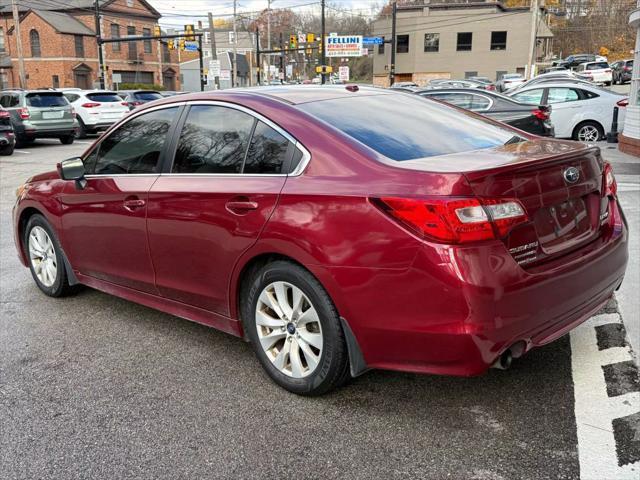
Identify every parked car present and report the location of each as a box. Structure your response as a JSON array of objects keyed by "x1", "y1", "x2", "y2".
[
  {"x1": 415, "y1": 88, "x2": 553, "y2": 136},
  {"x1": 496, "y1": 73, "x2": 526, "y2": 92},
  {"x1": 391, "y1": 81, "x2": 418, "y2": 89},
  {"x1": 540, "y1": 66, "x2": 568, "y2": 74},
  {"x1": 13, "y1": 86, "x2": 628, "y2": 395},
  {"x1": 117, "y1": 90, "x2": 163, "y2": 110},
  {"x1": 429, "y1": 79, "x2": 487, "y2": 90},
  {"x1": 561, "y1": 54, "x2": 607, "y2": 70},
  {"x1": 576, "y1": 61, "x2": 612, "y2": 85},
  {"x1": 0, "y1": 90, "x2": 76, "y2": 147},
  {"x1": 62, "y1": 90, "x2": 129, "y2": 138},
  {"x1": 509, "y1": 83, "x2": 627, "y2": 141},
  {"x1": 0, "y1": 106, "x2": 15, "y2": 155},
  {"x1": 467, "y1": 76, "x2": 497, "y2": 90},
  {"x1": 611, "y1": 59, "x2": 633, "y2": 85},
  {"x1": 508, "y1": 72, "x2": 594, "y2": 93}
]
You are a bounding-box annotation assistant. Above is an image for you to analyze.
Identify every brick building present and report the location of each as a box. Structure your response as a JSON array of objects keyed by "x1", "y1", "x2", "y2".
[{"x1": 0, "y1": 0, "x2": 181, "y2": 90}]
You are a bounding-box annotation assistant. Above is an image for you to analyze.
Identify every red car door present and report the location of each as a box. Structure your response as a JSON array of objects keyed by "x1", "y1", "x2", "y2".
[
  {"x1": 59, "y1": 106, "x2": 180, "y2": 294},
  {"x1": 146, "y1": 104, "x2": 295, "y2": 315}
]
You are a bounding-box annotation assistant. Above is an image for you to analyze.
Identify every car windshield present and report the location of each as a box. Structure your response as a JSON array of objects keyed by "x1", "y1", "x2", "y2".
[
  {"x1": 86, "y1": 92, "x2": 123, "y2": 103},
  {"x1": 25, "y1": 93, "x2": 67, "y2": 107},
  {"x1": 298, "y1": 94, "x2": 514, "y2": 162},
  {"x1": 135, "y1": 92, "x2": 162, "y2": 101}
]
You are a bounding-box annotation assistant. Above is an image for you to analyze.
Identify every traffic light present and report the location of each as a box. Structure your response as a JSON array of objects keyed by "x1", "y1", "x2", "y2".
[
  {"x1": 167, "y1": 40, "x2": 174, "y2": 50},
  {"x1": 178, "y1": 38, "x2": 186, "y2": 50},
  {"x1": 153, "y1": 25, "x2": 161, "y2": 37},
  {"x1": 184, "y1": 24, "x2": 195, "y2": 41},
  {"x1": 289, "y1": 34, "x2": 297, "y2": 49}
]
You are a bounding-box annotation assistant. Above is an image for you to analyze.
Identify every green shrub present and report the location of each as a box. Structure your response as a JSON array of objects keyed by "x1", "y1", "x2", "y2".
[{"x1": 116, "y1": 83, "x2": 166, "y2": 91}]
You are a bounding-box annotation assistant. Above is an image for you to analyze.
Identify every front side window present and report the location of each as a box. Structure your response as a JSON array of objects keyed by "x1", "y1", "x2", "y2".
[
  {"x1": 396, "y1": 35, "x2": 409, "y2": 54},
  {"x1": 172, "y1": 105, "x2": 254, "y2": 174},
  {"x1": 424, "y1": 33, "x2": 439, "y2": 53},
  {"x1": 547, "y1": 88, "x2": 579, "y2": 104},
  {"x1": 426, "y1": 92, "x2": 474, "y2": 110},
  {"x1": 89, "y1": 107, "x2": 178, "y2": 175},
  {"x1": 490, "y1": 31, "x2": 507, "y2": 51},
  {"x1": 457, "y1": 32, "x2": 472, "y2": 51},
  {"x1": 74, "y1": 35, "x2": 84, "y2": 57},
  {"x1": 512, "y1": 88, "x2": 544, "y2": 105},
  {"x1": 244, "y1": 121, "x2": 291, "y2": 174},
  {"x1": 30, "y1": 29, "x2": 41, "y2": 57}
]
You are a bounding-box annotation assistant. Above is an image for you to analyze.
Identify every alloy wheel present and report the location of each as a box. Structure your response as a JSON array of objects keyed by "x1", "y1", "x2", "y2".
[
  {"x1": 255, "y1": 281, "x2": 323, "y2": 378},
  {"x1": 28, "y1": 226, "x2": 57, "y2": 287},
  {"x1": 577, "y1": 125, "x2": 600, "y2": 142}
]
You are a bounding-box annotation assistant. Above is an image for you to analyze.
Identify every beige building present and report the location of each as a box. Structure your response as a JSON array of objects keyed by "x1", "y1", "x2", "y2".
[{"x1": 372, "y1": 1, "x2": 553, "y2": 87}]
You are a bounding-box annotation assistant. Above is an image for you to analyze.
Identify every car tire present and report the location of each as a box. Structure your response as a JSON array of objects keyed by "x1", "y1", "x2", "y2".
[
  {"x1": 0, "y1": 144, "x2": 14, "y2": 155},
  {"x1": 75, "y1": 118, "x2": 87, "y2": 139},
  {"x1": 572, "y1": 121, "x2": 604, "y2": 143},
  {"x1": 24, "y1": 214, "x2": 78, "y2": 298},
  {"x1": 242, "y1": 260, "x2": 350, "y2": 396},
  {"x1": 60, "y1": 135, "x2": 75, "y2": 145}
]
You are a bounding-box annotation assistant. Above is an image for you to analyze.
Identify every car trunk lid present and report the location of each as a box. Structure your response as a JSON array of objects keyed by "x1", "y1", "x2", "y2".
[{"x1": 25, "y1": 92, "x2": 73, "y2": 128}]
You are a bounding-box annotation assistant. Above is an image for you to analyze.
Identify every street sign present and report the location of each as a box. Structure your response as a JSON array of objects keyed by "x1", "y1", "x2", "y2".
[
  {"x1": 208, "y1": 60, "x2": 220, "y2": 77},
  {"x1": 338, "y1": 66, "x2": 350, "y2": 82},
  {"x1": 325, "y1": 35, "x2": 363, "y2": 57},
  {"x1": 112, "y1": 73, "x2": 122, "y2": 84},
  {"x1": 184, "y1": 42, "x2": 198, "y2": 52},
  {"x1": 220, "y1": 69, "x2": 231, "y2": 80},
  {"x1": 286, "y1": 64, "x2": 293, "y2": 77},
  {"x1": 363, "y1": 37, "x2": 383, "y2": 45},
  {"x1": 298, "y1": 33, "x2": 306, "y2": 45},
  {"x1": 306, "y1": 33, "x2": 315, "y2": 43}
]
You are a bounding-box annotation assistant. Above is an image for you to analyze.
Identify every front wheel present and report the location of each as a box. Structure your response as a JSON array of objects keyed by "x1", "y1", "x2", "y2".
[
  {"x1": 24, "y1": 214, "x2": 78, "y2": 297},
  {"x1": 0, "y1": 144, "x2": 14, "y2": 155},
  {"x1": 60, "y1": 135, "x2": 75, "y2": 145},
  {"x1": 242, "y1": 261, "x2": 350, "y2": 396},
  {"x1": 573, "y1": 121, "x2": 603, "y2": 143}
]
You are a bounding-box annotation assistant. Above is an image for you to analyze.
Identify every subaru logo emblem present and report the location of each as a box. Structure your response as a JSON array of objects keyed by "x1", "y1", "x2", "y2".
[{"x1": 563, "y1": 167, "x2": 580, "y2": 184}]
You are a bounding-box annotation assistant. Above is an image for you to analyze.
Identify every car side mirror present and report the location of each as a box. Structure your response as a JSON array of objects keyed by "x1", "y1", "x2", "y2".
[{"x1": 57, "y1": 157, "x2": 87, "y2": 190}]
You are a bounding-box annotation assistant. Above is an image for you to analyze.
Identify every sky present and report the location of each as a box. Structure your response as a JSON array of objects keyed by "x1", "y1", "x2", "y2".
[{"x1": 148, "y1": 0, "x2": 383, "y2": 28}]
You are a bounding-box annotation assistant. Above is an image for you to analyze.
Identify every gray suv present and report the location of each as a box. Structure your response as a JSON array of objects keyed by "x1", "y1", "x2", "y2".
[{"x1": 0, "y1": 90, "x2": 77, "y2": 147}]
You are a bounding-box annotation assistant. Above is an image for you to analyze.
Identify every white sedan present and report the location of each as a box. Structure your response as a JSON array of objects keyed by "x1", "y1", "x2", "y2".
[
  {"x1": 508, "y1": 82, "x2": 627, "y2": 142},
  {"x1": 62, "y1": 90, "x2": 129, "y2": 138}
]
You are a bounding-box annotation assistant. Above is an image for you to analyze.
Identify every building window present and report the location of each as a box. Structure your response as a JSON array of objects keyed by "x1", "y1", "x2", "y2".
[
  {"x1": 111, "y1": 24, "x2": 120, "y2": 52},
  {"x1": 30, "y1": 29, "x2": 41, "y2": 57},
  {"x1": 490, "y1": 31, "x2": 507, "y2": 51},
  {"x1": 457, "y1": 32, "x2": 472, "y2": 52},
  {"x1": 52, "y1": 75, "x2": 60, "y2": 88},
  {"x1": 74, "y1": 35, "x2": 84, "y2": 57},
  {"x1": 162, "y1": 43, "x2": 170, "y2": 63},
  {"x1": 424, "y1": 33, "x2": 439, "y2": 53},
  {"x1": 378, "y1": 37, "x2": 385, "y2": 54},
  {"x1": 464, "y1": 71, "x2": 478, "y2": 79},
  {"x1": 0, "y1": 27, "x2": 5, "y2": 53},
  {"x1": 143, "y1": 28, "x2": 152, "y2": 54},
  {"x1": 127, "y1": 26, "x2": 137, "y2": 60},
  {"x1": 396, "y1": 34, "x2": 409, "y2": 54}
]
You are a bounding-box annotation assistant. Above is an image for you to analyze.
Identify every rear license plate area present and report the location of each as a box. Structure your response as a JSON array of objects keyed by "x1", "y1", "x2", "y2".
[{"x1": 533, "y1": 195, "x2": 597, "y2": 253}]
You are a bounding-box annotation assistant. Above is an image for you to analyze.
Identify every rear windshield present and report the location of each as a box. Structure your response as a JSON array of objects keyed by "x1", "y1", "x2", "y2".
[
  {"x1": 298, "y1": 94, "x2": 514, "y2": 162},
  {"x1": 86, "y1": 92, "x2": 123, "y2": 103},
  {"x1": 26, "y1": 93, "x2": 67, "y2": 107},
  {"x1": 586, "y1": 62, "x2": 609, "y2": 69},
  {"x1": 627, "y1": 61, "x2": 634, "y2": 67},
  {"x1": 134, "y1": 91, "x2": 162, "y2": 101}
]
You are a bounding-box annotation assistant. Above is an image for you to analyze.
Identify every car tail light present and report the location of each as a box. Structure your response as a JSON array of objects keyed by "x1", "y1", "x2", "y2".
[
  {"x1": 129, "y1": 101, "x2": 143, "y2": 107},
  {"x1": 617, "y1": 99, "x2": 628, "y2": 107},
  {"x1": 19, "y1": 107, "x2": 29, "y2": 119},
  {"x1": 486, "y1": 85, "x2": 496, "y2": 91},
  {"x1": 371, "y1": 197, "x2": 528, "y2": 244},
  {"x1": 532, "y1": 108, "x2": 549, "y2": 121},
  {"x1": 0, "y1": 110, "x2": 9, "y2": 118},
  {"x1": 121, "y1": 102, "x2": 129, "y2": 106},
  {"x1": 603, "y1": 162, "x2": 617, "y2": 197},
  {"x1": 81, "y1": 102, "x2": 101, "y2": 108}
]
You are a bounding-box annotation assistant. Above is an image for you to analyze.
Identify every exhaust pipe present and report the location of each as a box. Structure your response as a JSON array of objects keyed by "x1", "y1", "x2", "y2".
[{"x1": 491, "y1": 350, "x2": 513, "y2": 370}]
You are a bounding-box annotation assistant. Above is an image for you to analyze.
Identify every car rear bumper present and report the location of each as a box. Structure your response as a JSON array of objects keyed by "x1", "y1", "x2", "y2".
[
  {"x1": 325, "y1": 201, "x2": 628, "y2": 377},
  {"x1": 20, "y1": 127, "x2": 77, "y2": 138}
]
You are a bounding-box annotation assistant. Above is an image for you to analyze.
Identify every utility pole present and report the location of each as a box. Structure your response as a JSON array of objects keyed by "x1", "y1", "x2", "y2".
[
  {"x1": 11, "y1": 0, "x2": 26, "y2": 88},
  {"x1": 94, "y1": 0, "x2": 105, "y2": 89},
  {"x1": 320, "y1": 0, "x2": 326, "y2": 84},
  {"x1": 389, "y1": 0, "x2": 397, "y2": 87},
  {"x1": 232, "y1": 0, "x2": 238, "y2": 87},
  {"x1": 279, "y1": 32, "x2": 284, "y2": 83},
  {"x1": 208, "y1": 12, "x2": 219, "y2": 89},
  {"x1": 526, "y1": 0, "x2": 539, "y2": 80},
  {"x1": 255, "y1": 27, "x2": 261, "y2": 85}
]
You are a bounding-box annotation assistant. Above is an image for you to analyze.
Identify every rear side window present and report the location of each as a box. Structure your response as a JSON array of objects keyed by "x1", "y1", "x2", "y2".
[
  {"x1": 134, "y1": 91, "x2": 162, "y2": 101},
  {"x1": 63, "y1": 93, "x2": 80, "y2": 103},
  {"x1": 172, "y1": 105, "x2": 254, "y2": 174},
  {"x1": 86, "y1": 92, "x2": 123, "y2": 103},
  {"x1": 298, "y1": 94, "x2": 513, "y2": 161},
  {"x1": 511, "y1": 89, "x2": 544, "y2": 105},
  {"x1": 26, "y1": 93, "x2": 67, "y2": 107},
  {"x1": 244, "y1": 121, "x2": 291, "y2": 174},
  {"x1": 547, "y1": 88, "x2": 579, "y2": 104},
  {"x1": 580, "y1": 89, "x2": 600, "y2": 99}
]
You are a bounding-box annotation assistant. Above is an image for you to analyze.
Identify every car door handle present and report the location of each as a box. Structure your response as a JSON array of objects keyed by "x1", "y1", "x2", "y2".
[
  {"x1": 225, "y1": 199, "x2": 259, "y2": 215},
  {"x1": 123, "y1": 198, "x2": 146, "y2": 210}
]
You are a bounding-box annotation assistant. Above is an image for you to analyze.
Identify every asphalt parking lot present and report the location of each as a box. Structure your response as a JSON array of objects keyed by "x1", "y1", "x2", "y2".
[{"x1": 1, "y1": 134, "x2": 639, "y2": 479}]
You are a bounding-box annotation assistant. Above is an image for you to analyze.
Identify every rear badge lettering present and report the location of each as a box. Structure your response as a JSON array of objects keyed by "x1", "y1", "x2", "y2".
[{"x1": 509, "y1": 241, "x2": 540, "y2": 265}]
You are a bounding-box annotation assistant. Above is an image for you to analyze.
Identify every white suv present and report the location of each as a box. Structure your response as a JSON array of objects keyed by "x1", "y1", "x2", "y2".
[
  {"x1": 576, "y1": 62, "x2": 613, "y2": 86},
  {"x1": 62, "y1": 90, "x2": 129, "y2": 138}
]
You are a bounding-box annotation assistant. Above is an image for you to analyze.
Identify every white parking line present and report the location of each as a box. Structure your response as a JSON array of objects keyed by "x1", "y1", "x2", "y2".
[
  {"x1": 74, "y1": 141, "x2": 92, "y2": 144},
  {"x1": 13, "y1": 150, "x2": 30, "y2": 154},
  {"x1": 571, "y1": 313, "x2": 640, "y2": 480}
]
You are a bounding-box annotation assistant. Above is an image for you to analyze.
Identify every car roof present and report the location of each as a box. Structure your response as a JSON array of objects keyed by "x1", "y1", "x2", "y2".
[
  {"x1": 225, "y1": 85, "x2": 393, "y2": 105},
  {"x1": 417, "y1": 87, "x2": 515, "y2": 101},
  {"x1": 515, "y1": 82, "x2": 603, "y2": 91}
]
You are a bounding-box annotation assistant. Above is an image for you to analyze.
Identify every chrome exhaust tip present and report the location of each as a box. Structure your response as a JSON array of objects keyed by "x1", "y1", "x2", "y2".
[{"x1": 491, "y1": 350, "x2": 513, "y2": 370}]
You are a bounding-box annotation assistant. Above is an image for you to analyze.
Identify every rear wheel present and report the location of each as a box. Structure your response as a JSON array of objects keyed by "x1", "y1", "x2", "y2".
[
  {"x1": 75, "y1": 118, "x2": 87, "y2": 139},
  {"x1": 242, "y1": 261, "x2": 350, "y2": 396},
  {"x1": 0, "y1": 144, "x2": 14, "y2": 155},
  {"x1": 24, "y1": 214, "x2": 77, "y2": 297},
  {"x1": 573, "y1": 121, "x2": 603, "y2": 143},
  {"x1": 60, "y1": 135, "x2": 75, "y2": 145}
]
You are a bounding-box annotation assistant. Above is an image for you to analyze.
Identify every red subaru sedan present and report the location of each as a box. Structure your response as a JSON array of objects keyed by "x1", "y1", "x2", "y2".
[{"x1": 13, "y1": 86, "x2": 627, "y2": 395}]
